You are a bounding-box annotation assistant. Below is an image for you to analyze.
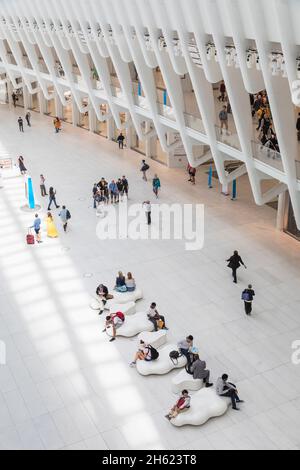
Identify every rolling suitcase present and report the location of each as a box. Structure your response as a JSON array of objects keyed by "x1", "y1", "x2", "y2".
[{"x1": 26, "y1": 229, "x2": 35, "y2": 245}]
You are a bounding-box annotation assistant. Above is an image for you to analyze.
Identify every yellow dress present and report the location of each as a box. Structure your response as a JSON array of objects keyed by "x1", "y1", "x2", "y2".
[{"x1": 46, "y1": 216, "x2": 58, "y2": 238}]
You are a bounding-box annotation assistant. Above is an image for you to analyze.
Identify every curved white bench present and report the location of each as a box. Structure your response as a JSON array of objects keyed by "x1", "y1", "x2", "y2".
[
  {"x1": 170, "y1": 388, "x2": 231, "y2": 427},
  {"x1": 106, "y1": 288, "x2": 143, "y2": 308},
  {"x1": 138, "y1": 330, "x2": 168, "y2": 349},
  {"x1": 90, "y1": 297, "x2": 104, "y2": 311},
  {"x1": 109, "y1": 302, "x2": 136, "y2": 316},
  {"x1": 136, "y1": 344, "x2": 187, "y2": 376},
  {"x1": 172, "y1": 369, "x2": 203, "y2": 394},
  {"x1": 106, "y1": 312, "x2": 154, "y2": 338}
]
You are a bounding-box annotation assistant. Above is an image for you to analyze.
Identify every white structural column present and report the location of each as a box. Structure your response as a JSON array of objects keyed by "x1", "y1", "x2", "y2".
[{"x1": 249, "y1": 0, "x2": 300, "y2": 226}]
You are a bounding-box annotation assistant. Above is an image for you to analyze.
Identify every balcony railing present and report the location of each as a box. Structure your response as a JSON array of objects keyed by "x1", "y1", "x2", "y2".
[
  {"x1": 215, "y1": 126, "x2": 241, "y2": 151},
  {"x1": 184, "y1": 113, "x2": 206, "y2": 134},
  {"x1": 252, "y1": 141, "x2": 284, "y2": 172},
  {"x1": 111, "y1": 85, "x2": 123, "y2": 98},
  {"x1": 157, "y1": 102, "x2": 176, "y2": 121}
]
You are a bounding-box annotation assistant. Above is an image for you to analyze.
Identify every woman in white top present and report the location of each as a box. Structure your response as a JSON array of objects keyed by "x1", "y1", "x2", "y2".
[
  {"x1": 125, "y1": 272, "x2": 136, "y2": 292},
  {"x1": 130, "y1": 341, "x2": 151, "y2": 367}
]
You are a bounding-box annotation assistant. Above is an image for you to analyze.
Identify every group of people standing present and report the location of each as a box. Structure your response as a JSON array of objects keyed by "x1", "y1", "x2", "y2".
[
  {"x1": 251, "y1": 92, "x2": 280, "y2": 153},
  {"x1": 92, "y1": 176, "x2": 129, "y2": 208}
]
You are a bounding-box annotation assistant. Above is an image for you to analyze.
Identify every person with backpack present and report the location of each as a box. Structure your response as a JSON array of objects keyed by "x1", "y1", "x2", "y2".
[
  {"x1": 59, "y1": 206, "x2": 71, "y2": 233},
  {"x1": 242, "y1": 284, "x2": 255, "y2": 316},
  {"x1": 152, "y1": 174, "x2": 161, "y2": 198},
  {"x1": 226, "y1": 250, "x2": 247, "y2": 284},
  {"x1": 141, "y1": 160, "x2": 150, "y2": 181},
  {"x1": 103, "y1": 312, "x2": 125, "y2": 342},
  {"x1": 147, "y1": 302, "x2": 168, "y2": 331},
  {"x1": 130, "y1": 340, "x2": 159, "y2": 367},
  {"x1": 165, "y1": 390, "x2": 191, "y2": 421}
]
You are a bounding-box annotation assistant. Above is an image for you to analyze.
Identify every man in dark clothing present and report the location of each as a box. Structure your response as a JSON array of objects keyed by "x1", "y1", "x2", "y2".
[
  {"x1": 227, "y1": 251, "x2": 247, "y2": 284},
  {"x1": 18, "y1": 117, "x2": 24, "y2": 132},
  {"x1": 117, "y1": 132, "x2": 125, "y2": 149},
  {"x1": 121, "y1": 176, "x2": 129, "y2": 198},
  {"x1": 190, "y1": 355, "x2": 213, "y2": 388},
  {"x1": 216, "y1": 374, "x2": 244, "y2": 411},
  {"x1": 242, "y1": 284, "x2": 255, "y2": 316},
  {"x1": 296, "y1": 113, "x2": 300, "y2": 141}
]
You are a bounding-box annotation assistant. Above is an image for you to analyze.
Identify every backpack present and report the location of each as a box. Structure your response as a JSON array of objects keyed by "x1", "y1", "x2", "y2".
[
  {"x1": 114, "y1": 312, "x2": 125, "y2": 322},
  {"x1": 141, "y1": 163, "x2": 150, "y2": 172},
  {"x1": 169, "y1": 350, "x2": 181, "y2": 365},
  {"x1": 148, "y1": 345, "x2": 159, "y2": 360},
  {"x1": 66, "y1": 210, "x2": 71, "y2": 220},
  {"x1": 242, "y1": 290, "x2": 252, "y2": 302}
]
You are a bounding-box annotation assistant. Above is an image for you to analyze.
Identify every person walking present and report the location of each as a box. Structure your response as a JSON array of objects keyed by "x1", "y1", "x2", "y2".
[
  {"x1": 12, "y1": 92, "x2": 17, "y2": 108},
  {"x1": 18, "y1": 117, "x2": 24, "y2": 133},
  {"x1": 40, "y1": 174, "x2": 47, "y2": 197},
  {"x1": 18, "y1": 156, "x2": 27, "y2": 175},
  {"x1": 117, "y1": 132, "x2": 125, "y2": 149},
  {"x1": 143, "y1": 200, "x2": 152, "y2": 225},
  {"x1": 141, "y1": 160, "x2": 150, "y2": 181},
  {"x1": 219, "y1": 106, "x2": 229, "y2": 135},
  {"x1": 188, "y1": 165, "x2": 196, "y2": 185},
  {"x1": 53, "y1": 117, "x2": 61, "y2": 134},
  {"x1": 152, "y1": 174, "x2": 161, "y2": 199},
  {"x1": 25, "y1": 111, "x2": 31, "y2": 127},
  {"x1": 48, "y1": 187, "x2": 60, "y2": 210},
  {"x1": 242, "y1": 284, "x2": 255, "y2": 316},
  {"x1": 59, "y1": 206, "x2": 71, "y2": 233},
  {"x1": 31, "y1": 214, "x2": 42, "y2": 244},
  {"x1": 226, "y1": 250, "x2": 247, "y2": 284},
  {"x1": 218, "y1": 81, "x2": 226, "y2": 102},
  {"x1": 46, "y1": 212, "x2": 58, "y2": 238}
]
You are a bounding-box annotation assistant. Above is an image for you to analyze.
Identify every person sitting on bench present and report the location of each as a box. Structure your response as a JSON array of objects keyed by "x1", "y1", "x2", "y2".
[{"x1": 165, "y1": 390, "x2": 191, "y2": 421}]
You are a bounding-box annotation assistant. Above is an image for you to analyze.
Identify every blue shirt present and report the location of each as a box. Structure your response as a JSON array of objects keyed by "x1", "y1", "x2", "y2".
[{"x1": 33, "y1": 218, "x2": 41, "y2": 231}]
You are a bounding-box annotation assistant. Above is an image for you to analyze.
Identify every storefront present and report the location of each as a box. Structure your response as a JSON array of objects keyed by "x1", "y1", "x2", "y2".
[
  {"x1": 285, "y1": 196, "x2": 300, "y2": 241},
  {"x1": 78, "y1": 97, "x2": 89, "y2": 130},
  {"x1": 62, "y1": 91, "x2": 73, "y2": 124},
  {"x1": 44, "y1": 86, "x2": 56, "y2": 117},
  {"x1": 0, "y1": 79, "x2": 8, "y2": 104},
  {"x1": 114, "y1": 112, "x2": 126, "y2": 142},
  {"x1": 95, "y1": 104, "x2": 108, "y2": 138}
]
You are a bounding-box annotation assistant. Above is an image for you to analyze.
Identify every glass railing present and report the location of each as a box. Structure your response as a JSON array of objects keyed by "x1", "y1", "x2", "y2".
[
  {"x1": 252, "y1": 141, "x2": 284, "y2": 172},
  {"x1": 111, "y1": 86, "x2": 123, "y2": 98},
  {"x1": 215, "y1": 126, "x2": 241, "y2": 151},
  {"x1": 184, "y1": 113, "x2": 206, "y2": 134},
  {"x1": 157, "y1": 102, "x2": 176, "y2": 121}
]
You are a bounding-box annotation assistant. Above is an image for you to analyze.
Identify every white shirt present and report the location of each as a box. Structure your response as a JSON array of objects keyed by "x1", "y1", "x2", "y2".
[{"x1": 143, "y1": 203, "x2": 151, "y2": 213}]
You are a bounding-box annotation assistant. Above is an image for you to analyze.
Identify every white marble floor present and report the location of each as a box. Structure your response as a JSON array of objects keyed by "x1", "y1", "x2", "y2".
[{"x1": 0, "y1": 104, "x2": 300, "y2": 450}]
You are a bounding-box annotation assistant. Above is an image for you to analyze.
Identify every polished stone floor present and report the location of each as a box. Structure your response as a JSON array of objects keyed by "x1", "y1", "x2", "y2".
[{"x1": 0, "y1": 104, "x2": 300, "y2": 450}]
